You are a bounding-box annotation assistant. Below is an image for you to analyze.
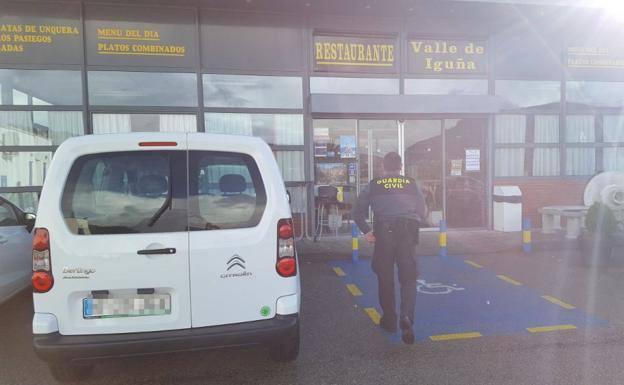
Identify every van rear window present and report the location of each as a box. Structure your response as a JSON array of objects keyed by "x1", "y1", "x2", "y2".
[
  {"x1": 61, "y1": 151, "x2": 188, "y2": 235},
  {"x1": 188, "y1": 151, "x2": 266, "y2": 230}
]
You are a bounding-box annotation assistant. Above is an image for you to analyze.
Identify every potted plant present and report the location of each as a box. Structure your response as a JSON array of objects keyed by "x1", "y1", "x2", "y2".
[{"x1": 580, "y1": 202, "x2": 623, "y2": 266}]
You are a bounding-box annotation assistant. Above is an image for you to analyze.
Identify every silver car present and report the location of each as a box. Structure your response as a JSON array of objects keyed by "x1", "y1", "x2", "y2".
[{"x1": 0, "y1": 196, "x2": 35, "y2": 305}]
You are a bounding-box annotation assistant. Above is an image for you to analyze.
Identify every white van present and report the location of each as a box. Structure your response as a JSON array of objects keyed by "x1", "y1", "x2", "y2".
[{"x1": 31, "y1": 133, "x2": 300, "y2": 382}]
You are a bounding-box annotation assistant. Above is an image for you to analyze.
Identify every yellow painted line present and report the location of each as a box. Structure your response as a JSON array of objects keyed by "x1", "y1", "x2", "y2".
[
  {"x1": 542, "y1": 295, "x2": 576, "y2": 310},
  {"x1": 430, "y1": 332, "x2": 482, "y2": 341},
  {"x1": 346, "y1": 284, "x2": 363, "y2": 296},
  {"x1": 333, "y1": 267, "x2": 346, "y2": 277},
  {"x1": 527, "y1": 324, "x2": 577, "y2": 333},
  {"x1": 364, "y1": 307, "x2": 381, "y2": 325},
  {"x1": 352, "y1": 238, "x2": 359, "y2": 250},
  {"x1": 464, "y1": 260, "x2": 483, "y2": 269},
  {"x1": 497, "y1": 275, "x2": 522, "y2": 286}
]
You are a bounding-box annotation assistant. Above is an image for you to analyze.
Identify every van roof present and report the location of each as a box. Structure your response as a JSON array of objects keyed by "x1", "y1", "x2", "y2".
[{"x1": 58, "y1": 132, "x2": 269, "y2": 149}]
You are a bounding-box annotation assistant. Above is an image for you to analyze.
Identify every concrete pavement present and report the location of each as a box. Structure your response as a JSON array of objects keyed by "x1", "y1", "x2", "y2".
[{"x1": 3, "y1": 232, "x2": 624, "y2": 384}]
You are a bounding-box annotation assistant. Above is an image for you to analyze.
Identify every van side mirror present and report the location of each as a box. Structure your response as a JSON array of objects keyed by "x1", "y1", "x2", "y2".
[{"x1": 23, "y1": 212, "x2": 36, "y2": 233}]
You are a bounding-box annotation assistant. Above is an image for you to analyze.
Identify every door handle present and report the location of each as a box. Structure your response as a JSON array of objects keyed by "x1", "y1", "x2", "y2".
[{"x1": 137, "y1": 248, "x2": 176, "y2": 255}]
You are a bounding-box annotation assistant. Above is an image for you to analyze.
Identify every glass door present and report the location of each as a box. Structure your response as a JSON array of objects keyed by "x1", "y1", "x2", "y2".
[
  {"x1": 357, "y1": 120, "x2": 400, "y2": 189},
  {"x1": 444, "y1": 118, "x2": 488, "y2": 228},
  {"x1": 403, "y1": 120, "x2": 444, "y2": 227}
]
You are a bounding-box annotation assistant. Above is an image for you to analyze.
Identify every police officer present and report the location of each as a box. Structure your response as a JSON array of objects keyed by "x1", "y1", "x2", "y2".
[{"x1": 351, "y1": 152, "x2": 426, "y2": 344}]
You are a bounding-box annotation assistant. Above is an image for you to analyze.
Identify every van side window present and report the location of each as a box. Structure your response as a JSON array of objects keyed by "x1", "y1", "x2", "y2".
[
  {"x1": 188, "y1": 151, "x2": 266, "y2": 230},
  {"x1": 61, "y1": 151, "x2": 187, "y2": 235}
]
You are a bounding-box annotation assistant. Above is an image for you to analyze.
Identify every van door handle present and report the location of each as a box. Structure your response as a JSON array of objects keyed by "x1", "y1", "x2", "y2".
[{"x1": 137, "y1": 248, "x2": 176, "y2": 255}]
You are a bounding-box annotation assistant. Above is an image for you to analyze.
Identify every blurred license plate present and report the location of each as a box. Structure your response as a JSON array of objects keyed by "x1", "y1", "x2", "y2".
[{"x1": 83, "y1": 294, "x2": 171, "y2": 319}]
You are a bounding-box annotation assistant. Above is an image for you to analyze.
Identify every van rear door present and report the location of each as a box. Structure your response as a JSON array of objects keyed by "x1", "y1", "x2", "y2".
[
  {"x1": 187, "y1": 134, "x2": 294, "y2": 328},
  {"x1": 34, "y1": 136, "x2": 191, "y2": 335}
]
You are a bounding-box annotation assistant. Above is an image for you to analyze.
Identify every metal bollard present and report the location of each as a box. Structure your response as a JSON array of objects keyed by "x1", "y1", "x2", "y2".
[
  {"x1": 439, "y1": 219, "x2": 448, "y2": 257},
  {"x1": 351, "y1": 223, "x2": 359, "y2": 263},
  {"x1": 522, "y1": 218, "x2": 532, "y2": 253}
]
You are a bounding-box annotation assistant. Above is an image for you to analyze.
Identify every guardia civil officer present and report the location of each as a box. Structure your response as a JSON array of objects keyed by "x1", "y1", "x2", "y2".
[{"x1": 351, "y1": 152, "x2": 426, "y2": 345}]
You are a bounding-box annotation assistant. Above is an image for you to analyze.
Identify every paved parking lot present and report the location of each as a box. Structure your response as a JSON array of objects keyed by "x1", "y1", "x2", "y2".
[{"x1": 4, "y1": 250, "x2": 624, "y2": 385}]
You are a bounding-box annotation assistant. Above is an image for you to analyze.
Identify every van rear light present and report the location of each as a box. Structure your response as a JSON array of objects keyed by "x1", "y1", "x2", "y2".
[
  {"x1": 32, "y1": 228, "x2": 54, "y2": 293},
  {"x1": 32, "y1": 272, "x2": 54, "y2": 293},
  {"x1": 276, "y1": 257, "x2": 296, "y2": 277},
  {"x1": 276, "y1": 219, "x2": 297, "y2": 277}
]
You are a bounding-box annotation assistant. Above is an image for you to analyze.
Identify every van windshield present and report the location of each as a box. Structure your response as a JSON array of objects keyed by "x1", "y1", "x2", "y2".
[{"x1": 61, "y1": 151, "x2": 188, "y2": 235}]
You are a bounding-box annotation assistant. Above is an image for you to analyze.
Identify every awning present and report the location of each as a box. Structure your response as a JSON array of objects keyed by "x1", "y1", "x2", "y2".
[{"x1": 310, "y1": 94, "x2": 511, "y2": 115}]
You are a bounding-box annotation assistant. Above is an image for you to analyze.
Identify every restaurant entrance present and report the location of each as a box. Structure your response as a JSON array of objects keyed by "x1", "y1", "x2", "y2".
[{"x1": 313, "y1": 117, "x2": 488, "y2": 232}]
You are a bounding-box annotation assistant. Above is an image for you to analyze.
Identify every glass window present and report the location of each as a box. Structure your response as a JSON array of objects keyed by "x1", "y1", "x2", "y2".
[
  {"x1": 203, "y1": 75, "x2": 302, "y2": 109},
  {"x1": 88, "y1": 71, "x2": 197, "y2": 107},
  {"x1": 0, "y1": 201, "x2": 18, "y2": 227},
  {"x1": 0, "y1": 69, "x2": 82, "y2": 106},
  {"x1": 205, "y1": 113, "x2": 303, "y2": 145},
  {"x1": 0, "y1": 192, "x2": 39, "y2": 213},
  {"x1": 310, "y1": 77, "x2": 399, "y2": 95},
  {"x1": 189, "y1": 151, "x2": 266, "y2": 230},
  {"x1": 495, "y1": 148, "x2": 525, "y2": 177},
  {"x1": 496, "y1": 80, "x2": 561, "y2": 109},
  {"x1": 604, "y1": 148, "x2": 624, "y2": 172},
  {"x1": 275, "y1": 151, "x2": 305, "y2": 182},
  {"x1": 604, "y1": 116, "x2": 624, "y2": 143},
  {"x1": 61, "y1": 151, "x2": 188, "y2": 235},
  {"x1": 93, "y1": 114, "x2": 197, "y2": 134},
  {"x1": 495, "y1": 115, "x2": 526, "y2": 143},
  {"x1": 404, "y1": 79, "x2": 488, "y2": 95},
  {"x1": 0, "y1": 152, "x2": 52, "y2": 187},
  {"x1": 533, "y1": 148, "x2": 560, "y2": 176},
  {"x1": 566, "y1": 148, "x2": 595, "y2": 176},
  {"x1": 534, "y1": 115, "x2": 559, "y2": 143},
  {"x1": 0, "y1": 111, "x2": 84, "y2": 146},
  {"x1": 566, "y1": 116, "x2": 595, "y2": 143},
  {"x1": 567, "y1": 81, "x2": 624, "y2": 109}
]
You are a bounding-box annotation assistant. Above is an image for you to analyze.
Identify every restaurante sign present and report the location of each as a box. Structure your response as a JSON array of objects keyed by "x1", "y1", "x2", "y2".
[
  {"x1": 313, "y1": 35, "x2": 398, "y2": 73},
  {"x1": 407, "y1": 38, "x2": 488, "y2": 75}
]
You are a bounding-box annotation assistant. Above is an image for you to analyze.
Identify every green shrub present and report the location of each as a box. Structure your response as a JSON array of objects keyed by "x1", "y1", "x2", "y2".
[{"x1": 585, "y1": 202, "x2": 618, "y2": 237}]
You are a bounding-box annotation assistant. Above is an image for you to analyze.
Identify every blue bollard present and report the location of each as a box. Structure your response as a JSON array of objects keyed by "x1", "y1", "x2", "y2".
[
  {"x1": 351, "y1": 223, "x2": 359, "y2": 263},
  {"x1": 439, "y1": 219, "x2": 448, "y2": 257},
  {"x1": 522, "y1": 218, "x2": 532, "y2": 253}
]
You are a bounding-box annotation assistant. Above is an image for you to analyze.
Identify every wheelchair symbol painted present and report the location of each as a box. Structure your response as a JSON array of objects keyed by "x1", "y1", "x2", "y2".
[{"x1": 417, "y1": 279, "x2": 466, "y2": 295}]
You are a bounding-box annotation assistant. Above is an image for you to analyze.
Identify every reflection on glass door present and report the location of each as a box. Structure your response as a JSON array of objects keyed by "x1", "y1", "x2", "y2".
[
  {"x1": 444, "y1": 118, "x2": 488, "y2": 228},
  {"x1": 357, "y1": 120, "x2": 399, "y2": 188},
  {"x1": 404, "y1": 120, "x2": 443, "y2": 227}
]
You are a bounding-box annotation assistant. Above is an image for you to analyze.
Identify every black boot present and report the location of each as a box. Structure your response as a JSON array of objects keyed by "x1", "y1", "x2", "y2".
[
  {"x1": 400, "y1": 316, "x2": 415, "y2": 345},
  {"x1": 380, "y1": 315, "x2": 397, "y2": 333}
]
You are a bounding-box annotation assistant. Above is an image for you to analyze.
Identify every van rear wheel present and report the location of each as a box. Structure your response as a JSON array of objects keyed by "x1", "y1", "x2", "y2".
[
  {"x1": 269, "y1": 321, "x2": 300, "y2": 362},
  {"x1": 49, "y1": 364, "x2": 94, "y2": 383}
]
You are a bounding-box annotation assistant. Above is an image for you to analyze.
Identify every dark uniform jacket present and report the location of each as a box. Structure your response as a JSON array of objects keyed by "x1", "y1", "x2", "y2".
[{"x1": 351, "y1": 175, "x2": 427, "y2": 234}]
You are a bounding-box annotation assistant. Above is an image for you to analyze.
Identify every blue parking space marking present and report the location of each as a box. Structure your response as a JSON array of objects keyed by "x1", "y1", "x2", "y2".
[{"x1": 331, "y1": 256, "x2": 607, "y2": 343}]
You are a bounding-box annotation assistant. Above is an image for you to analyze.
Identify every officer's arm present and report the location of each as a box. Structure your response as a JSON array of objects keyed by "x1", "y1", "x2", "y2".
[
  {"x1": 351, "y1": 186, "x2": 372, "y2": 234},
  {"x1": 412, "y1": 182, "x2": 428, "y2": 224}
]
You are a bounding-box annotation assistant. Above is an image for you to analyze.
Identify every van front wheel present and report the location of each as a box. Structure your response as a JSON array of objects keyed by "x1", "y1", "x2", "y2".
[
  {"x1": 49, "y1": 364, "x2": 94, "y2": 382},
  {"x1": 269, "y1": 322, "x2": 300, "y2": 362}
]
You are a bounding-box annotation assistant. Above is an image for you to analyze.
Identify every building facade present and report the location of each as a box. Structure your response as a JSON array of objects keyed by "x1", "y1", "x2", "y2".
[{"x1": 1, "y1": 0, "x2": 623, "y2": 236}]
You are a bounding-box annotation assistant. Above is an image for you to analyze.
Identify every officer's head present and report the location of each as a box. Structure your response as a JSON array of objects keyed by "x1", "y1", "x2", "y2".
[{"x1": 382, "y1": 152, "x2": 402, "y2": 174}]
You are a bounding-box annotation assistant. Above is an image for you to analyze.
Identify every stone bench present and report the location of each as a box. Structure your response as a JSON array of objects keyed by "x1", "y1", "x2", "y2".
[{"x1": 538, "y1": 205, "x2": 589, "y2": 240}]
